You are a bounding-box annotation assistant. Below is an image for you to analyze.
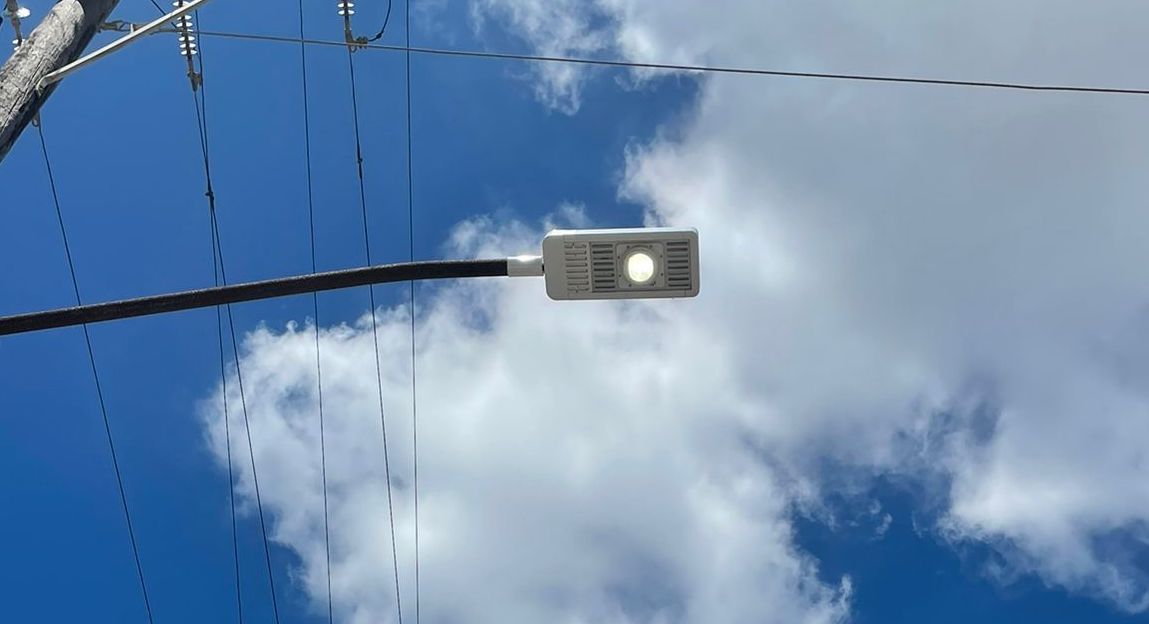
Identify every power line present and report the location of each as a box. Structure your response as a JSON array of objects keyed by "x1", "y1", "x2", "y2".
[
  {"x1": 345, "y1": 40, "x2": 405, "y2": 624},
  {"x1": 185, "y1": 14, "x2": 282, "y2": 623},
  {"x1": 163, "y1": 5, "x2": 244, "y2": 619},
  {"x1": 188, "y1": 8, "x2": 242, "y2": 620},
  {"x1": 36, "y1": 122, "x2": 155, "y2": 624},
  {"x1": 215, "y1": 292, "x2": 244, "y2": 623},
  {"x1": 295, "y1": 1, "x2": 334, "y2": 622},
  {"x1": 364, "y1": 0, "x2": 392, "y2": 43},
  {"x1": 167, "y1": 28, "x2": 1149, "y2": 97},
  {"x1": 210, "y1": 173, "x2": 244, "y2": 623},
  {"x1": 404, "y1": 2, "x2": 420, "y2": 622}
]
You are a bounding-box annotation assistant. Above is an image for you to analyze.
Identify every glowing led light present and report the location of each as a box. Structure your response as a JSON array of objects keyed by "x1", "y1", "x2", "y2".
[{"x1": 624, "y1": 249, "x2": 656, "y2": 284}]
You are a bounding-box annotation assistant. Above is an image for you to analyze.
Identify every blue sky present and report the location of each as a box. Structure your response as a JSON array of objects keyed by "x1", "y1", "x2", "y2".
[{"x1": 3, "y1": 1, "x2": 1149, "y2": 623}]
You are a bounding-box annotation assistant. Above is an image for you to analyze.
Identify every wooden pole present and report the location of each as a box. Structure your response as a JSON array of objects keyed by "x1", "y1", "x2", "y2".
[{"x1": 0, "y1": 0, "x2": 118, "y2": 162}]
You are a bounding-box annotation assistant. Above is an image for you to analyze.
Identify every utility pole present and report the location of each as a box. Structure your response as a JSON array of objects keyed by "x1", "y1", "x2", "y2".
[{"x1": 0, "y1": 0, "x2": 118, "y2": 163}]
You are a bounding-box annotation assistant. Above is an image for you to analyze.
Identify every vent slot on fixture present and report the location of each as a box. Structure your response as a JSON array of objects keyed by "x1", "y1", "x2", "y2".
[
  {"x1": 665, "y1": 240, "x2": 692, "y2": 289},
  {"x1": 591, "y1": 243, "x2": 618, "y2": 291},
  {"x1": 563, "y1": 242, "x2": 591, "y2": 293}
]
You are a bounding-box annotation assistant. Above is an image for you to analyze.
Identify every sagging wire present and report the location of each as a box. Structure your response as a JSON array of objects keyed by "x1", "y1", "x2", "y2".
[{"x1": 36, "y1": 122, "x2": 156, "y2": 623}]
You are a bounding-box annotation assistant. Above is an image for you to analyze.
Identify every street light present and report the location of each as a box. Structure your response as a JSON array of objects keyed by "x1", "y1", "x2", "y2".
[
  {"x1": 0, "y1": 227, "x2": 700, "y2": 336},
  {"x1": 539, "y1": 227, "x2": 699, "y2": 300}
]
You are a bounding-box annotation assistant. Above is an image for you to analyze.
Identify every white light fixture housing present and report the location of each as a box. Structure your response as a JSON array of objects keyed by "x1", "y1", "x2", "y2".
[{"x1": 537, "y1": 227, "x2": 699, "y2": 300}]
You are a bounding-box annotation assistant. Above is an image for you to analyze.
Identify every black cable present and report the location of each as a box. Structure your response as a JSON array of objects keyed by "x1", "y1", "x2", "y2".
[
  {"x1": 194, "y1": 27, "x2": 243, "y2": 622},
  {"x1": 214, "y1": 225, "x2": 244, "y2": 624},
  {"x1": 346, "y1": 41, "x2": 405, "y2": 624},
  {"x1": 296, "y1": 1, "x2": 335, "y2": 622},
  {"x1": 364, "y1": 0, "x2": 392, "y2": 42},
  {"x1": 403, "y1": 2, "x2": 419, "y2": 622},
  {"x1": 0, "y1": 260, "x2": 510, "y2": 335},
  {"x1": 189, "y1": 16, "x2": 282, "y2": 624},
  {"x1": 174, "y1": 28, "x2": 1149, "y2": 97},
  {"x1": 212, "y1": 218, "x2": 285, "y2": 624},
  {"x1": 169, "y1": 9, "x2": 245, "y2": 621},
  {"x1": 188, "y1": 19, "x2": 246, "y2": 624},
  {"x1": 36, "y1": 123, "x2": 155, "y2": 624}
]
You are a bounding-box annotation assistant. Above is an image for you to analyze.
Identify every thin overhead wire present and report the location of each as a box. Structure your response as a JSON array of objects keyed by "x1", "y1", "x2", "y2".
[
  {"x1": 364, "y1": 0, "x2": 392, "y2": 42},
  {"x1": 215, "y1": 301, "x2": 244, "y2": 623},
  {"x1": 170, "y1": 28, "x2": 1149, "y2": 97},
  {"x1": 36, "y1": 123, "x2": 155, "y2": 624},
  {"x1": 296, "y1": 1, "x2": 335, "y2": 622},
  {"x1": 212, "y1": 202, "x2": 244, "y2": 624},
  {"x1": 192, "y1": 13, "x2": 242, "y2": 620},
  {"x1": 161, "y1": 8, "x2": 242, "y2": 616},
  {"x1": 221, "y1": 267, "x2": 281, "y2": 624},
  {"x1": 403, "y1": 2, "x2": 420, "y2": 622},
  {"x1": 186, "y1": 15, "x2": 282, "y2": 623},
  {"x1": 345, "y1": 42, "x2": 405, "y2": 624}
]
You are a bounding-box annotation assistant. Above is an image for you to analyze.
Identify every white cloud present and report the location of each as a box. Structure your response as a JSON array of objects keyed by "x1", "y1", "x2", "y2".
[
  {"x1": 465, "y1": 0, "x2": 1149, "y2": 612},
  {"x1": 199, "y1": 1, "x2": 1149, "y2": 619},
  {"x1": 470, "y1": 0, "x2": 614, "y2": 113},
  {"x1": 202, "y1": 211, "x2": 851, "y2": 623}
]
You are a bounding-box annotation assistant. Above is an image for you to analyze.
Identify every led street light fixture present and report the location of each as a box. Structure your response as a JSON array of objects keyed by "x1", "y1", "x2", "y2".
[{"x1": 540, "y1": 227, "x2": 700, "y2": 301}]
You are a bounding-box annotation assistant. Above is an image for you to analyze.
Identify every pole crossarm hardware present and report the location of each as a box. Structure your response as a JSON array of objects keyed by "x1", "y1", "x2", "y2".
[{"x1": 38, "y1": 0, "x2": 216, "y2": 89}]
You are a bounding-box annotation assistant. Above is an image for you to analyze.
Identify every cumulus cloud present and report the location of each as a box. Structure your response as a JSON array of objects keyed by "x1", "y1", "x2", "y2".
[
  {"x1": 200, "y1": 0, "x2": 1149, "y2": 619},
  {"x1": 202, "y1": 211, "x2": 852, "y2": 623},
  {"x1": 463, "y1": 0, "x2": 1149, "y2": 611}
]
